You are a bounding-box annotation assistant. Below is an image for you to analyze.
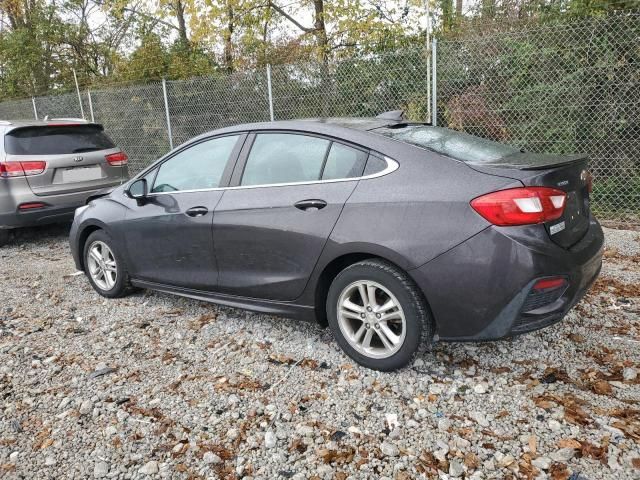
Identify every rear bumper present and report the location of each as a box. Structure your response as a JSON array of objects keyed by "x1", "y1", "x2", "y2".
[
  {"x1": 0, "y1": 181, "x2": 122, "y2": 229},
  {"x1": 409, "y1": 217, "x2": 604, "y2": 341}
]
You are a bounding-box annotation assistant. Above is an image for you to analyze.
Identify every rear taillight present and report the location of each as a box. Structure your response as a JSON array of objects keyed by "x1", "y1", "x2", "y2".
[
  {"x1": 105, "y1": 152, "x2": 128, "y2": 166},
  {"x1": 470, "y1": 187, "x2": 567, "y2": 226},
  {"x1": 0, "y1": 161, "x2": 46, "y2": 178}
]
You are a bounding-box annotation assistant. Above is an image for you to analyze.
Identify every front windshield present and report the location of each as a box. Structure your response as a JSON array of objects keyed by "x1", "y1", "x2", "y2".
[{"x1": 376, "y1": 125, "x2": 521, "y2": 164}]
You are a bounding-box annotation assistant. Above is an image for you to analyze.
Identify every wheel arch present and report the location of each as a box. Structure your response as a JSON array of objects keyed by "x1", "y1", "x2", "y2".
[
  {"x1": 76, "y1": 224, "x2": 104, "y2": 271},
  {"x1": 313, "y1": 250, "x2": 431, "y2": 327}
]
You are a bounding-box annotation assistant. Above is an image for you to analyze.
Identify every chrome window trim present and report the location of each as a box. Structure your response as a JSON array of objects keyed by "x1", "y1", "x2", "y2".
[{"x1": 146, "y1": 156, "x2": 399, "y2": 197}]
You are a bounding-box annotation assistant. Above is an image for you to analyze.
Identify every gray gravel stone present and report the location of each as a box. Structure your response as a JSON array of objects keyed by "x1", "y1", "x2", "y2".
[{"x1": 0, "y1": 224, "x2": 638, "y2": 480}]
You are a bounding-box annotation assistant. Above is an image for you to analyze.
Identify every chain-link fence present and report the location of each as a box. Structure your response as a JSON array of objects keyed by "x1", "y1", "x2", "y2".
[
  {"x1": 0, "y1": 14, "x2": 638, "y2": 223},
  {"x1": 436, "y1": 14, "x2": 640, "y2": 223}
]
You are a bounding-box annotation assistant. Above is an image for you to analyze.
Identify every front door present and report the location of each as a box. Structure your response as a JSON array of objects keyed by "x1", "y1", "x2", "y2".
[
  {"x1": 122, "y1": 134, "x2": 244, "y2": 290},
  {"x1": 213, "y1": 132, "x2": 367, "y2": 301}
]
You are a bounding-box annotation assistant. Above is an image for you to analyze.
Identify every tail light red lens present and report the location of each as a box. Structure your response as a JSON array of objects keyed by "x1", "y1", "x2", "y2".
[
  {"x1": 105, "y1": 152, "x2": 128, "y2": 166},
  {"x1": 470, "y1": 187, "x2": 567, "y2": 226},
  {"x1": 18, "y1": 202, "x2": 47, "y2": 210},
  {"x1": 533, "y1": 277, "x2": 568, "y2": 291},
  {"x1": 0, "y1": 161, "x2": 46, "y2": 178}
]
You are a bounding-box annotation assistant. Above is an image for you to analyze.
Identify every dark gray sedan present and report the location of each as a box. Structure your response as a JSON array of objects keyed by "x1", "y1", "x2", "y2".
[{"x1": 69, "y1": 115, "x2": 603, "y2": 371}]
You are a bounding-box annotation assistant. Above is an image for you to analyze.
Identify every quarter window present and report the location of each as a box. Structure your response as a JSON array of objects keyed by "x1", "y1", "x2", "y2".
[
  {"x1": 241, "y1": 133, "x2": 330, "y2": 186},
  {"x1": 321, "y1": 143, "x2": 367, "y2": 180},
  {"x1": 152, "y1": 135, "x2": 239, "y2": 193}
]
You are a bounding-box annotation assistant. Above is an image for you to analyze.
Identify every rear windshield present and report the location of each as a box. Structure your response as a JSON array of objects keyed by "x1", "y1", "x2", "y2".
[
  {"x1": 375, "y1": 125, "x2": 521, "y2": 164},
  {"x1": 5, "y1": 125, "x2": 115, "y2": 155}
]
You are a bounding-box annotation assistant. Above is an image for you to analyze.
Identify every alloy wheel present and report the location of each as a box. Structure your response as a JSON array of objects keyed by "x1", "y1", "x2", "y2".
[
  {"x1": 337, "y1": 280, "x2": 407, "y2": 359},
  {"x1": 87, "y1": 240, "x2": 117, "y2": 291}
]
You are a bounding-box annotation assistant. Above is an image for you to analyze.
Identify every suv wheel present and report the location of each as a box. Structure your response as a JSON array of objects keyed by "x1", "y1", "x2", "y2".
[
  {"x1": 84, "y1": 230, "x2": 132, "y2": 298},
  {"x1": 327, "y1": 259, "x2": 433, "y2": 371},
  {"x1": 0, "y1": 229, "x2": 12, "y2": 247}
]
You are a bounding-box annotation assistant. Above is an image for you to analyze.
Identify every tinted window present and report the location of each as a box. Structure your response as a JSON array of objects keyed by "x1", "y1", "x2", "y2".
[
  {"x1": 375, "y1": 125, "x2": 520, "y2": 164},
  {"x1": 241, "y1": 133, "x2": 330, "y2": 186},
  {"x1": 363, "y1": 155, "x2": 388, "y2": 176},
  {"x1": 321, "y1": 143, "x2": 367, "y2": 180},
  {"x1": 152, "y1": 135, "x2": 239, "y2": 193},
  {"x1": 5, "y1": 125, "x2": 116, "y2": 155}
]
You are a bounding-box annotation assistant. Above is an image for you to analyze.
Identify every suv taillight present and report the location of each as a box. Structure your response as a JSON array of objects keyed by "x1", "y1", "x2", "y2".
[
  {"x1": 470, "y1": 187, "x2": 566, "y2": 226},
  {"x1": 105, "y1": 152, "x2": 128, "y2": 166},
  {"x1": 0, "y1": 161, "x2": 46, "y2": 178}
]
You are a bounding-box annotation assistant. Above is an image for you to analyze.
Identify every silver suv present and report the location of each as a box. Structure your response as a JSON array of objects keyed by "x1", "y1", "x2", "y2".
[{"x1": 0, "y1": 119, "x2": 128, "y2": 245}]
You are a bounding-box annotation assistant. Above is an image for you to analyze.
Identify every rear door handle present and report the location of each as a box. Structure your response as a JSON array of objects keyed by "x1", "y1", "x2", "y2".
[
  {"x1": 185, "y1": 206, "x2": 209, "y2": 217},
  {"x1": 294, "y1": 199, "x2": 327, "y2": 211}
]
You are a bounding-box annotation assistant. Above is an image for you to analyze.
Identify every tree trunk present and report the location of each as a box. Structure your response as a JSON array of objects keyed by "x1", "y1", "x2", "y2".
[
  {"x1": 174, "y1": 0, "x2": 189, "y2": 47},
  {"x1": 224, "y1": 0, "x2": 234, "y2": 73},
  {"x1": 312, "y1": 0, "x2": 328, "y2": 66}
]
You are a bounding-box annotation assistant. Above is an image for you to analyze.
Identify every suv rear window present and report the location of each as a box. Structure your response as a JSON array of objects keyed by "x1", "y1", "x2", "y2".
[
  {"x1": 374, "y1": 125, "x2": 521, "y2": 164},
  {"x1": 5, "y1": 125, "x2": 116, "y2": 155}
]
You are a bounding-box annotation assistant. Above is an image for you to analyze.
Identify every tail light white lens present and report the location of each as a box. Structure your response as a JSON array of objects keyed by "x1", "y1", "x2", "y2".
[
  {"x1": 470, "y1": 187, "x2": 567, "y2": 226},
  {"x1": 105, "y1": 152, "x2": 128, "y2": 166},
  {"x1": 0, "y1": 161, "x2": 46, "y2": 178}
]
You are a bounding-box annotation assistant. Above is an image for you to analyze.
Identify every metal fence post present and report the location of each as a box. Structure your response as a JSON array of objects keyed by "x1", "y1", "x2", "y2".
[
  {"x1": 87, "y1": 90, "x2": 95, "y2": 123},
  {"x1": 266, "y1": 64, "x2": 275, "y2": 121},
  {"x1": 431, "y1": 38, "x2": 437, "y2": 126},
  {"x1": 162, "y1": 79, "x2": 174, "y2": 150},
  {"x1": 31, "y1": 97, "x2": 38, "y2": 120},
  {"x1": 72, "y1": 69, "x2": 86, "y2": 119}
]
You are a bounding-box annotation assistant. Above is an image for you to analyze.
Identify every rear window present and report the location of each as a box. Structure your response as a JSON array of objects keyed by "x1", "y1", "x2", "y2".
[
  {"x1": 375, "y1": 125, "x2": 521, "y2": 164},
  {"x1": 5, "y1": 125, "x2": 116, "y2": 155}
]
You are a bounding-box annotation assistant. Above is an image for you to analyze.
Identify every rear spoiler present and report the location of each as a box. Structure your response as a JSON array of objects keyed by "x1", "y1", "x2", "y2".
[{"x1": 475, "y1": 153, "x2": 588, "y2": 171}]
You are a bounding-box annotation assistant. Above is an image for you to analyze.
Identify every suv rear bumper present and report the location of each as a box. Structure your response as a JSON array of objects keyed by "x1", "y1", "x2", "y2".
[
  {"x1": 0, "y1": 179, "x2": 123, "y2": 229},
  {"x1": 408, "y1": 217, "x2": 604, "y2": 340}
]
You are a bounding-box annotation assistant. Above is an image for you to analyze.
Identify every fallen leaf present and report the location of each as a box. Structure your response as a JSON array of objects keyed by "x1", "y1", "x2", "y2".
[
  {"x1": 464, "y1": 452, "x2": 480, "y2": 469},
  {"x1": 528, "y1": 435, "x2": 537, "y2": 456},
  {"x1": 592, "y1": 379, "x2": 613, "y2": 395},
  {"x1": 557, "y1": 438, "x2": 581, "y2": 449},
  {"x1": 549, "y1": 462, "x2": 570, "y2": 480}
]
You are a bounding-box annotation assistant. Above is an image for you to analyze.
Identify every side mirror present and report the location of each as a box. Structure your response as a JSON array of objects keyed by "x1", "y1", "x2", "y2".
[{"x1": 127, "y1": 178, "x2": 147, "y2": 200}]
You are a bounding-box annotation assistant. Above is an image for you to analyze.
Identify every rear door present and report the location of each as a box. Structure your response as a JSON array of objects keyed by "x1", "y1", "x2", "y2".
[
  {"x1": 4, "y1": 124, "x2": 125, "y2": 196},
  {"x1": 213, "y1": 132, "x2": 368, "y2": 301},
  {"x1": 122, "y1": 134, "x2": 244, "y2": 290}
]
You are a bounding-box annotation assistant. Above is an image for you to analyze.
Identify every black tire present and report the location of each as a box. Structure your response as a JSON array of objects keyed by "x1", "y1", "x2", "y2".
[
  {"x1": 0, "y1": 229, "x2": 12, "y2": 247},
  {"x1": 326, "y1": 259, "x2": 433, "y2": 371},
  {"x1": 83, "y1": 230, "x2": 132, "y2": 298}
]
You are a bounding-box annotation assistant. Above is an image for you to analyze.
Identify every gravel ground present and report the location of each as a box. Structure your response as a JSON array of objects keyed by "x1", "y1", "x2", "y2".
[{"x1": 1, "y1": 224, "x2": 639, "y2": 480}]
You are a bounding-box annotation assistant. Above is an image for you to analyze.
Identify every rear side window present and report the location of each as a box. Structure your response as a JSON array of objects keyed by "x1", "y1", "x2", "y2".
[
  {"x1": 5, "y1": 125, "x2": 116, "y2": 155},
  {"x1": 321, "y1": 143, "x2": 367, "y2": 180},
  {"x1": 241, "y1": 133, "x2": 330, "y2": 186}
]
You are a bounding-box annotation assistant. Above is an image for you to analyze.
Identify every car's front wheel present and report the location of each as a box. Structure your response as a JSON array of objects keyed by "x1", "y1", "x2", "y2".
[
  {"x1": 84, "y1": 230, "x2": 131, "y2": 298},
  {"x1": 327, "y1": 259, "x2": 433, "y2": 371}
]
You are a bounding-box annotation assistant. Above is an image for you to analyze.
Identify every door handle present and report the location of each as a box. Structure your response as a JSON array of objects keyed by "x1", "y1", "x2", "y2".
[
  {"x1": 294, "y1": 199, "x2": 327, "y2": 211},
  {"x1": 185, "y1": 206, "x2": 209, "y2": 217}
]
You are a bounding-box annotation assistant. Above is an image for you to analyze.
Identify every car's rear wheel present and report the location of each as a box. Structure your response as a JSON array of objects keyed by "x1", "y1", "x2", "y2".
[
  {"x1": 327, "y1": 259, "x2": 433, "y2": 371},
  {"x1": 84, "y1": 230, "x2": 131, "y2": 298}
]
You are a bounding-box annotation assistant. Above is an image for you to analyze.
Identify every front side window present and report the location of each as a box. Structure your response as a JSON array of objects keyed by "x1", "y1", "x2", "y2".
[
  {"x1": 241, "y1": 133, "x2": 330, "y2": 186},
  {"x1": 152, "y1": 135, "x2": 239, "y2": 193}
]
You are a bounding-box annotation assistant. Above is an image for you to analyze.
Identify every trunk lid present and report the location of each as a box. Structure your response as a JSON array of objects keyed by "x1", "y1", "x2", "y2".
[
  {"x1": 4, "y1": 124, "x2": 125, "y2": 196},
  {"x1": 469, "y1": 154, "x2": 592, "y2": 249}
]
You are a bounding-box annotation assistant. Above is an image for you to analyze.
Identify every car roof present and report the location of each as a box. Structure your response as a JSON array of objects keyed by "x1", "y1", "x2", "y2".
[{"x1": 187, "y1": 116, "x2": 430, "y2": 147}]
